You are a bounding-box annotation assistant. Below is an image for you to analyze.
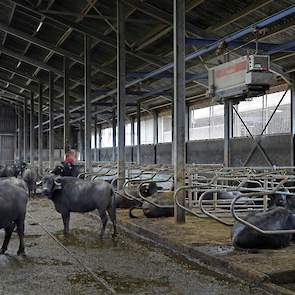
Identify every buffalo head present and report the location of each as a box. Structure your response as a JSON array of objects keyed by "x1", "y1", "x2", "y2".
[{"x1": 42, "y1": 175, "x2": 62, "y2": 197}]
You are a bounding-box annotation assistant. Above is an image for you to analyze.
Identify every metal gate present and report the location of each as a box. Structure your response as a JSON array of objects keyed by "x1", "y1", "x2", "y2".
[{"x1": 0, "y1": 134, "x2": 15, "y2": 164}]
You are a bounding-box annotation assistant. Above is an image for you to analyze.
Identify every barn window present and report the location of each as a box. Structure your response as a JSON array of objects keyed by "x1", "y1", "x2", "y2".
[{"x1": 158, "y1": 112, "x2": 172, "y2": 143}]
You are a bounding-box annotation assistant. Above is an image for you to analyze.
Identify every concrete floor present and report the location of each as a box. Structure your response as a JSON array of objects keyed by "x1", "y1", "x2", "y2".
[
  {"x1": 118, "y1": 210, "x2": 295, "y2": 294},
  {"x1": 0, "y1": 198, "x2": 271, "y2": 295}
]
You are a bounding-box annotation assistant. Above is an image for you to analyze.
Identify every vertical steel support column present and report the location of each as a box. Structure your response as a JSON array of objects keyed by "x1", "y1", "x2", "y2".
[
  {"x1": 224, "y1": 100, "x2": 233, "y2": 167},
  {"x1": 153, "y1": 111, "x2": 158, "y2": 164},
  {"x1": 17, "y1": 108, "x2": 22, "y2": 160},
  {"x1": 117, "y1": 0, "x2": 126, "y2": 189},
  {"x1": 94, "y1": 112, "x2": 98, "y2": 162},
  {"x1": 112, "y1": 98, "x2": 117, "y2": 162},
  {"x1": 136, "y1": 102, "x2": 141, "y2": 164},
  {"x1": 130, "y1": 117, "x2": 135, "y2": 162},
  {"x1": 185, "y1": 104, "x2": 189, "y2": 163},
  {"x1": 131, "y1": 117, "x2": 135, "y2": 146},
  {"x1": 291, "y1": 73, "x2": 295, "y2": 166},
  {"x1": 84, "y1": 35, "x2": 92, "y2": 172},
  {"x1": 79, "y1": 123, "x2": 85, "y2": 161},
  {"x1": 63, "y1": 57, "x2": 70, "y2": 154},
  {"x1": 49, "y1": 71, "x2": 55, "y2": 169},
  {"x1": 153, "y1": 111, "x2": 158, "y2": 144},
  {"x1": 171, "y1": 108, "x2": 174, "y2": 165},
  {"x1": 174, "y1": 0, "x2": 186, "y2": 223},
  {"x1": 38, "y1": 84, "x2": 43, "y2": 173},
  {"x1": 23, "y1": 96, "x2": 27, "y2": 161},
  {"x1": 30, "y1": 92, "x2": 34, "y2": 165},
  {"x1": 98, "y1": 124, "x2": 102, "y2": 161}
]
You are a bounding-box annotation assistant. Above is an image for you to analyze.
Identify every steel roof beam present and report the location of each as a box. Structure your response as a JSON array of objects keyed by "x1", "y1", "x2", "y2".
[
  {"x1": 0, "y1": 76, "x2": 37, "y2": 94},
  {"x1": 0, "y1": 84, "x2": 29, "y2": 100},
  {"x1": 0, "y1": 62, "x2": 84, "y2": 105},
  {"x1": 207, "y1": 0, "x2": 273, "y2": 33},
  {"x1": 0, "y1": 22, "x2": 82, "y2": 64},
  {"x1": 32, "y1": 5, "x2": 295, "y2": 129},
  {"x1": 10, "y1": 0, "x2": 165, "y2": 68},
  {"x1": 0, "y1": 22, "x2": 117, "y2": 79},
  {"x1": 186, "y1": 38, "x2": 295, "y2": 52},
  {"x1": 0, "y1": 44, "x2": 63, "y2": 75},
  {"x1": 123, "y1": 0, "x2": 213, "y2": 38},
  {"x1": 130, "y1": 0, "x2": 207, "y2": 52},
  {"x1": 0, "y1": 63, "x2": 39, "y2": 83},
  {"x1": 0, "y1": 45, "x2": 101, "y2": 90}
]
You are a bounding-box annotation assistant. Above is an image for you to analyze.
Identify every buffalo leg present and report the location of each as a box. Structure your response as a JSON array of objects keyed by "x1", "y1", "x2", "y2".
[
  {"x1": 62, "y1": 212, "x2": 70, "y2": 235},
  {"x1": 0, "y1": 223, "x2": 15, "y2": 254},
  {"x1": 98, "y1": 210, "x2": 108, "y2": 239},
  {"x1": 15, "y1": 220, "x2": 25, "y2": 256},
  {"x1": 107, "y1": 207, "x2": 117, "y2": 238}
]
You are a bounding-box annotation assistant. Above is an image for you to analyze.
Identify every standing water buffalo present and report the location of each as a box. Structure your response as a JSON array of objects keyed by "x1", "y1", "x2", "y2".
[
  {"x1": 0, "y1": 177, "x2": 28, "y2": 193},
  {"x1": 42, "y1": 175, "x2": 117, "y2": 238},
  {"x1": 22, "y1": 168, "x2": 37, "y2": 197},
  {"x1": 0, "y1": 181, "x2": 28, "y2": 255},
  {"x1": 0, "y1": 165, "x2": 16, "y2": 177},
  {"x1": 231, "y1": 207, "x2": 295, "y2": 249},
  {"x1": 51, "y1": 162, "x2": 79, "y2": 177}
]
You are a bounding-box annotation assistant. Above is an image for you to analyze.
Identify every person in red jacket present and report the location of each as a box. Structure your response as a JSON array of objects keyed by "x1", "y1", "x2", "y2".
[{"x1": 64, "y1": 150, "x2": 75, "y2": 165}]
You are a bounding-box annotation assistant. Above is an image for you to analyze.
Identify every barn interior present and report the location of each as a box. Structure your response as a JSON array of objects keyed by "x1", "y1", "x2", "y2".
[{"x1": 0, "y1": 0, "x2": 295, "y2": 294}]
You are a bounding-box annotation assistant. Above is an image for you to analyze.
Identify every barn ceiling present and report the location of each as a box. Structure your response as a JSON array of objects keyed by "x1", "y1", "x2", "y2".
[{"x1": 0, "y1": 0, "x2": 294, "y2": 129}]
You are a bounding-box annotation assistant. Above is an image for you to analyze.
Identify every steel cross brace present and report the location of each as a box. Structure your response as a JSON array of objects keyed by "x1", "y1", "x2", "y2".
[
  {"x1": 243, "y1": 89, "x2": 290, "y2": 166},
  {"x1": 232, "y1": 105, "x2": 273, "y2": 167}
]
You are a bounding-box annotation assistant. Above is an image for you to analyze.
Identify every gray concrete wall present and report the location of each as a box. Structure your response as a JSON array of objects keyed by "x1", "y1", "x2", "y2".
[
  {"x1": 156, "y1": 143, "x2": 172, "y2": 164},
  {"x1": 187, "y1": 139, "x2": 224, "y2": 164},
  {"x1": 141, "y1": 145, "x2": 155, "y2": 164},
  {"x1": 94, "y1": 147, "x2": 133, "y2": 163},
  {"x1": 0, "y1": 104, "x2": 16, "y2": 133},
  {"x1": 99, "y1": 147, "x2": 113, "y2": 162},
  {"x1": 230, "y1": 134, "x2": 291, "y2": 167},
  {"x1": 93, "y1": 134, "x2": 293, "y2": 167}
]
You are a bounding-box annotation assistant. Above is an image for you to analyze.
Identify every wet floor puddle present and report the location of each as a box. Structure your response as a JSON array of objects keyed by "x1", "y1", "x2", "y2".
[
  {"x1": 53, "y1": 228, "x2": 119, "y2": 249},
  {"x1": 67, "y1": 271, "x2": 170, "y2": 293},
  {"x1": 190, "y1": 243, "x2": 234, "y2": 256},
  {"x1": 0, "y1": 254, "x2": 72, "y2": 268}
]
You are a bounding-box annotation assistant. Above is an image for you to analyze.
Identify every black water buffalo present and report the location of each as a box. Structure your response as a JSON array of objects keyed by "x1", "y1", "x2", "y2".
[
  {"x1": 51, "y1": 162, "x2": 79, "y2": 177},
  {"x1": 231, "y1": 207, "x2": 295, "y2": 249},
  {"x1": 0, "y1": 165, "x2": 16, "y2": 177},
  {"x1": 42, "y1": 175, "x2": 117, "y2": 238},
  {"x1": 22, "y1": 168, "x2": 37, "y2": 197},
  {"x1": 0, "y1": 181, "x2": 28, "y2": 255},
  {"x1": 267, "y1": 189, "x2": 295, "y2": 212},
  {"x1": 0, "y1": 177, "x2": 29, "y2": 194},
  {"x1": 116, "y1": 181, "x2": 159, "y2": 209},
  {"x1": 14, "y1": 161, "x2": 27, "y2": 176},
  {"x1": 129, "y1": 183, "x2": 174, "y2": 218},
  {"x1": 141, "y1": 194, "x2": 174, "y2": 218}
]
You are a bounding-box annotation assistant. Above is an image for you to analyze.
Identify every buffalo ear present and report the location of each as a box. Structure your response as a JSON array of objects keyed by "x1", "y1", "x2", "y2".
[{"x1": 54, "y1": 178, "x2": 62, "y2": 190}]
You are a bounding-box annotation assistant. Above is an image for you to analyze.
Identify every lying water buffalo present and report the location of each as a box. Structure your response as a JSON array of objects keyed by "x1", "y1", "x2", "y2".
[
  {"x1": 129, "y1": 184, "x2": 174, "y2": 218},
  {"x1": 22, "y1": 168, "x2": 37, "y2": 197},
  {"x1": 139, "y1": 194, "x2": 174, "y2": 218},
  {"x1": 0, "y1": 180, "x2": 28, "y2": 255},
  {"x1": 51, "y1": 162, "x2": 79, "y2": 177},
  {"x1": 42, "y1": 175, "x2": 117, "y2": 238},
  {"x1": 116, "y1": 181, "x2": 159, "y2": 209},
  {"x1": 267, "y1": 190, "x2": 295, "y2": 212},
  {"x1": 231, "y1": 207, "x2": 295, "y2": 249}
]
